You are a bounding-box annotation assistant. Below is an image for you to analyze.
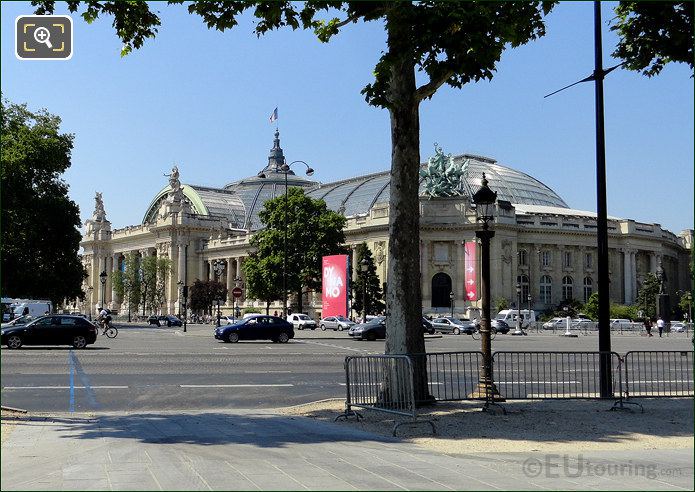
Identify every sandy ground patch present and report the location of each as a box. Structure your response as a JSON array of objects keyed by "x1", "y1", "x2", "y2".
[{"x1": 280, "y1": 397, "x2": 694, "y2": 454}]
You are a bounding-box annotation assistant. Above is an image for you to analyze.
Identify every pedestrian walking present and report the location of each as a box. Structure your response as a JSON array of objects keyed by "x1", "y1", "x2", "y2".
[
  {"x1": 643, "y1": 318, "x2": 653, "y2": 337},
  {"x1": 657, "y1": 316, "x2": 665, "y2": 337},
  {"x1": 274, "y1": 310, "x2": 279, "y2": 317}
]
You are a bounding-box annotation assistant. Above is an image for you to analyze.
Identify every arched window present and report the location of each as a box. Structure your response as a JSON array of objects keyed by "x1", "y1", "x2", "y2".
[
  {"x1": 540, "y1": 275, "x2": 552, "y2": 304},
  {"x1": 431, "y1": 272, "x2": 453, "y2": 308},
  {"x1": 562, "y1": 276, "x2": 573, "y2": 301},
  {"x1": 583, "y1": 277, "x2": 593, "y2": 302},
  {"x1": 516, "y1": 274, "x2": 530, "y2": 301},
  {"x1": 518, "y1": 250, "x2": 528, "y2": 267},
  {"x1": 541, "y1": 250, "x2": 552, "y2": 267}
]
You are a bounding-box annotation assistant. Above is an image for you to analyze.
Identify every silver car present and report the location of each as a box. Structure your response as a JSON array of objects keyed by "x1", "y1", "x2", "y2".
[
  {"x1": 320, "y1": 315, "x2": 355, "y2": 331},
  {"x1": 431, "y1": 317, "x2": 476, "y2": 335}
]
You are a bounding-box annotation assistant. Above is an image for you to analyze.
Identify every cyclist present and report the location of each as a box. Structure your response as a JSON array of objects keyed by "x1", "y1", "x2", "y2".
[{"x1": 96, "y1": 307, "x2": 112, "y2": 335}]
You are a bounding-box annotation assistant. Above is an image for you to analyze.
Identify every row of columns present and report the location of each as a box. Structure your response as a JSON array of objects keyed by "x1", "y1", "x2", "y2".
[
  {"x1": 623, "y1": 249, "x2": 661, "y2": 305},
  {"x1": 203, "y1": 257, "x2": 244, "y2": 304}
]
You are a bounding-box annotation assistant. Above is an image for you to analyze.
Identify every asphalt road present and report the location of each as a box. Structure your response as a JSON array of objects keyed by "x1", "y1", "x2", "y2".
[{"x1": 1, "y1": 323, "x2": 691, "y2": 412}]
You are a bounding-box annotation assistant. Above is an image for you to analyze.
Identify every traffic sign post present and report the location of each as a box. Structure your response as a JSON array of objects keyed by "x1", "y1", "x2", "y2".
[{"x1": 232, "y1": 287, "x2": 243, "y2": 322}]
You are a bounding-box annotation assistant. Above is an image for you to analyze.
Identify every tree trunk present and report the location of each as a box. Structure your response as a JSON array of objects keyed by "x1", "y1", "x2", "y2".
[{"x1": 382, "y1": 13, "x2": 430, "y2": 404}]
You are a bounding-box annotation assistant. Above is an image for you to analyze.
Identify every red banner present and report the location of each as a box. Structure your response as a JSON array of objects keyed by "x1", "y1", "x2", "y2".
[
  {"x1": 464, "y1": 242, "x2": 478, "y2": 301},
  {"x1": 322, "y1": 255, "x2": 349, "y2": 317}
]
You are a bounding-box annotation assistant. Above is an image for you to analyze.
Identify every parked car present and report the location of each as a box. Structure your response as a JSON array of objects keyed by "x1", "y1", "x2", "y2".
[
  {"x1": 543, "y1": 318, "x2": 567, "y2": 330},
  {"x1": 1, "y1": 315, "x2": 34, "y2": 329},
  {"x1": 348, "y1": 316, "x2": 386, "y2": 341},
  {"x1": 320, "y1": 316, "x2": 355, "y2": 331},
  {"x1": 495, "y1": 309, "x2": 536, "y2": 329},
  {"x1": 287, "y1": 313, "x2": 317, "y2": 330},
  {"x1": 610, "y1": 318, "x2": 633, "y2": 330},
  {"x1": 1, "y1": 315, "x2": 98, "y2": 349},
  {"x1": 671, "y1": 322, "x2": 689, "y2": 333},
  {"x1": 572, "y1": 319, "x2": 596, "y2": 330},
  {"x1": 492, "y1": 319, "x2": 511, "y2": 333},
  {"x1": 148, "y1": 315, "x2": 183, "y2": 327},
  {"x1": 214, "y1": 315, "x2": 294, "y2": 343},
  {"x1": 221, "y1": 315, "x2": 238, "y2": 325},
  {"x1": 431, "y1": 317, "x2": 475, "y2": 335}
]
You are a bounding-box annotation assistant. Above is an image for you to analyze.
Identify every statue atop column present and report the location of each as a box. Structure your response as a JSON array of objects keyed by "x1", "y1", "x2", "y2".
[
  {"x1": 420, "y1": 144, "x2": 470, "y2": 198},
  {"x1": 164, "y1": 164, "x2": 184, "y2": 203},
  {"x1": 656, "y1": 259, "x2": 668, "y2": 295},
  {"x1": 93, "y1": 191, "x2": 106, "y2": 221}
]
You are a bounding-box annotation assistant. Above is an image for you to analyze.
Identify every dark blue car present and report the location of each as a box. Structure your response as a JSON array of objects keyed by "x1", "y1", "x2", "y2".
[{"x1": 214, "y1": 315, "x2": 294, "y2": 343}]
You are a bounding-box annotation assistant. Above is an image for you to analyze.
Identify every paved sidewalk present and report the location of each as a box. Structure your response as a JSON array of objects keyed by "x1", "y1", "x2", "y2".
[{"x1": 2, "y1": 410, "x2": 692, "y2": 490}]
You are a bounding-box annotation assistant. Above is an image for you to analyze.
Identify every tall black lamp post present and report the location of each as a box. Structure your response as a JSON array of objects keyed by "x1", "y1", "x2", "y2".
[
  {"x1": 212, "y1": 259, "x2": 225, "y2": 327},
  {"x1": 469, "y1": 174, "x2": 503, "y2": 401},
  {"x1": 259, "y1": 160, "x2": 314, "y2": 317},
  {"x1": 87, "y1": 286, "x2": 94, "y2": 320},
  {"x1": 449, "y1": 291, "x2": 455, "y2": 318},
  {"x1": 527, "y1": 294, "x2": 533, "y2": 331},
  {"x1": 360, "y1": 258, "x2": 369, "y2": 323},
  {"x1": 177, "y1": 280, "x2": 184, "y2": 319},
  {"x1": 234, "y1": 276, "x2": 242, "y2": 320},
  {"x1": 512, "y1": 283, "x2": 524, "y2": 336},
  {"x1": 99, "y1": 271, "x2": 107, "y2": 310}
]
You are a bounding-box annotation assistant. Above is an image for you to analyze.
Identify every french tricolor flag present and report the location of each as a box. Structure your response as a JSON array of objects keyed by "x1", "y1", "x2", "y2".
[{"x1": 269, "y1": 107, "x2": 278, "y2": 124}]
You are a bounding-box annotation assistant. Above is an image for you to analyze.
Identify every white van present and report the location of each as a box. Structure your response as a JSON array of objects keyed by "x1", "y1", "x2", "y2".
[
  {"x1": 12, "y1": 300, "x2": 53, "y2": 318},
  {"x1": 495, "y1": 309, "x2": 537, "y2": 329}
]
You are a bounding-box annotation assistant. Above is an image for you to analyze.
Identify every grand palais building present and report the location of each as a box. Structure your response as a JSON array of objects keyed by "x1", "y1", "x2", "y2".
[{"x1": 80, "y1": 131, "x2": 693, "y2": 318}]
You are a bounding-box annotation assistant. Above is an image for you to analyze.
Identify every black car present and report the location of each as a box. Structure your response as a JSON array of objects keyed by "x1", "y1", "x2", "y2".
[
  {"x1": 214, "y1": 315, "x2": 294, "y2": 343},
  {"x1": 148, "y1": 315, "x2": 182, "y2": 327},
  {"x1": 491, "y1": 319, "x2": 510, "y2": 334},
  {"x1": 422, "y1": 317, "x2": 435, "y2": 335},
  {"x1": 1, "y1": 315, "x2": 98, "y2": 349},
  {"x1": 349, "y1": 316, "x2": 433, "y2": 340}
]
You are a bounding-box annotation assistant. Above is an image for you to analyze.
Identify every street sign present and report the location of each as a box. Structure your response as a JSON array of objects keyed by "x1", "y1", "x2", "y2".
[{"x1": 232, "y1": 287, "x2": 243, "y2": 298}]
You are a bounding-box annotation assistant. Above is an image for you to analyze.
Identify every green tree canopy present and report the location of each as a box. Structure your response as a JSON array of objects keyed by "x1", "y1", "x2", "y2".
[
  {"x1": 112, "y1": 252, "x2": 141, "y2": 316},
  {"x1": 611, "y1": 1, "x2": 694, "y2": 77},
  {"x1": 1, "y1": 97, "x2": 85, "y2": 307},
  {"x1": 351, "y1": 242, "x2": 385, "y2": 319},
  {"x1": 249, "y1": 187, "x2": 347, "y2": 313},
  {"x1": 635, "y1": 273, "x2": 660, "y2": 320},
  {"x1": 189, "y1": 279, "x2": 227, "y2": 314},
  {"x1": 243, "y1": 253, "x2": 283, "y2": 315},
  {"x1": 140, "y1": 255, "x2": 172, "y2": 314}
]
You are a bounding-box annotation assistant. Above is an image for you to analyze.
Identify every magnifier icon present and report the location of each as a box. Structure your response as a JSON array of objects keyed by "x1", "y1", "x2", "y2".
[{"x1": 33, "y1": 27, "x2": 53, "y2": 49}]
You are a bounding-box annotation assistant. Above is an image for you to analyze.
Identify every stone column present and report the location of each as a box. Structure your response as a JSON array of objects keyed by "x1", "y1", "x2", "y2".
[
  {"x1": 421, "y1": 241, "x2": 430, "y2": 304},
  {"x1": 629, "y1": 251, "x2": 637, "y2": 304},
  {"x1": 623, "y1": 249, "x2": 631, "y2": 305},
  {"x1": 226, "y1": 258, "x2": 234, "y2": 305},
  {"x1": 649, "y1": 252, "x2": 657, "y2": 273},
  {"x1": 198, "y1": 252, "x2": 205, "y2": 282},
  {"x1": 111, "y1": 253, "x2": 119, "y2": 306}
]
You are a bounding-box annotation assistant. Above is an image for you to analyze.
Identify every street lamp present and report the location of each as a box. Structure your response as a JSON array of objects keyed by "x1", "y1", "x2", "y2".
[
  {"x1": 177, "y1": 280, "x2": 183, "y2": 319},
  {"x1": 527, "y1": 294, "x2": 533, "y2": 331},
  {"x1": 259, "y1": 160, "x2": 314, "y2": 317},
  {"x1": 234, "y1": 276, "x2": 242, "y2": 320},
  {"x1": 87, "y1": 286, "x2": 94, "y2": 320},
  {"x1": 360, "y1": 258, "x2": 369, "y2": 323},
  {"x1": 99, "y1": 271, "x2": 107, "y2": 310},
  {"x1": 469, "y1": 173, "x2": 503, "y2": 402},
  {"x1": 512, "y1": 283, "x2": 524, "y2": 336},
  {"x1": 212, "y1": 259, "x2": 225, "y2": 327},
  {"x1": 449, "y1": 291, "x2": 455, "y2": 318}
]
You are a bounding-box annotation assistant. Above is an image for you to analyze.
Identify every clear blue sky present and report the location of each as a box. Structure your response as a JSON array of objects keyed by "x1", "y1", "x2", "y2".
[{"x1": 2, "y1": 1, "x2": 693, "y2": 234}]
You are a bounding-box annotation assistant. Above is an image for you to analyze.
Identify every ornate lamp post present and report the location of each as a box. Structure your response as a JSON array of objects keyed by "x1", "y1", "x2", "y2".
[
  {"x1": 87, "y1": 286, "x2": 94, "y2": 320},
  {"x1": 234, "y1": 276, "x2": 242, "y2": 320},
  {"x1": 469, "y1": 173, "x2": 503, "y2": 401},
  {"x1": 212, "y1": 259, "x2": 225, "y2": 327},
  {"x1": 527, "y1": 294, "x2": 533, "y2": 331},
  {"x1": 360, "y1": 258, "x2": 369, "y2": 323},
  {"x1": 99, "y1": 271, "x2": 107, "y2": 310},
  {"x1": 177, "y1": 280, "x2": 184, "y2": 319},
  {"x1": 449, "y1": 291, "x2": 455, "y2": 318},
  {"x1": 259, "y1": 160, "x2": 314, "y2": 317},
  {"x1": 512, "y1": 283, "x2": 524, "y2": 336}
]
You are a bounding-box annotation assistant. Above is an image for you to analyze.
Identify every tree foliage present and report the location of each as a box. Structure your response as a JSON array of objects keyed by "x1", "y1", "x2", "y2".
[
  {"x1": 611, "y1": 1, "x2": 694, "y2": 77},
  {"x1": 1, "y1": 97, "x2": 86, "y2": 307},
  {"x1": 351, "y1": 242, "x2": 385, "y2": 318},
  {"x1": 140, "y1": 255, "x2": 172, "y2": 314},
  {"x1": 494, "y1": 297, "x2": 509, "y2": 313},
  {"x1": 189, "y1": 279, "x2": 227, "y2": 314},
  {"x1": 248, "y1": 187, "x2": 346, "y2": 312},
  {"x1": 584, "y1": 292, "x2": 599, "y2": 320},
  {"x1": 635, "y1": 272, "x2": 660, "y2": 320},
  {"x1": 112, "y1": 252, "x2": 141, "y2": 315}
]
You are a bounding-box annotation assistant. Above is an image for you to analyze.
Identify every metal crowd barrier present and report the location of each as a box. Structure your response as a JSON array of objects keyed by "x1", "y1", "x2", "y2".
[
  {"x1": 492, "y1": 351, "x2": 623, "y2": 400},
  {"x1": 623, "y1": 350, "x2": 694, "y2": 398},
  {"x1": 413, "y1": 351, "x2": 484, "y2": 402},
  {"x1": 336, "y1": 354, "x2": 435, "y2": 435}
]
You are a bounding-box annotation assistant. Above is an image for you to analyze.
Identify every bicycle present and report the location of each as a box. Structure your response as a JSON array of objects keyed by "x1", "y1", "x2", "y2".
[
  {"x1": 471, "y1": 327, "x2": 497, "y2": 340},
  {"x1": 98, "y1": 319, "x2": 118, "y2": 338}
]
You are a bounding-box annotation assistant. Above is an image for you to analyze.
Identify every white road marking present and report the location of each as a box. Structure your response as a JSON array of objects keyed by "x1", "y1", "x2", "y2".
[
  {"x1": 3, "y1": 385, "x2": 129, "y2": 390},
  {"x1": 496, "y1": 381, "x2": 579, "y2": 384},
  {"x1": 179, "y1": 384, "x2": 294, "y2": 388},
  {"x1": 631, "y1": 380, "x2": 693, "y2": 384},
  {"x1": 296, "y1": 340, "x2": 367, "y2": 353}
]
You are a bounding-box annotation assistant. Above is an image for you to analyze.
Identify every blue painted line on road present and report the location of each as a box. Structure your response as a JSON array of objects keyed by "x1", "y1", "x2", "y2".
[
  {"x1": 68, "y1": 350, "x2": 75, "y2": 413},
  {"x1": 69, "y1": 350, "x2": 101, "y2": 410}
]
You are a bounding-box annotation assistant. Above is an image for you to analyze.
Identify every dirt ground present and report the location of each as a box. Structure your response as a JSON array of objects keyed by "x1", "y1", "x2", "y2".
[{"x1": 279, "y1": 397, "x2": 694, "y2": 455}]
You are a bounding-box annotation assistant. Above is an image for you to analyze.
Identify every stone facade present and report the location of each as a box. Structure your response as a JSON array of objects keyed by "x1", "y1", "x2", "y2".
[{"x1": 80, "y1": 145, "x2": 692, "y2": 319}]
